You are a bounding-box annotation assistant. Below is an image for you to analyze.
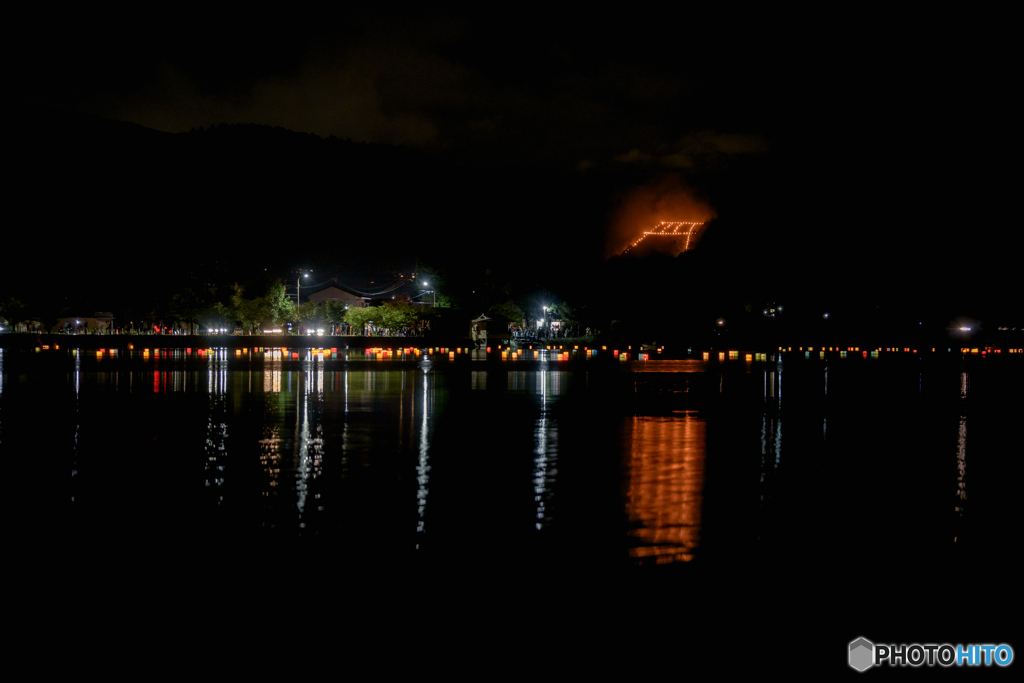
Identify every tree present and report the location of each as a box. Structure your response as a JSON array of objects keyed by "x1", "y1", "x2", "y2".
[
  {"x1": 170, "y1": 288, "x2": 205, "y2": 335},
  {"x1": 548, "y1": 302, "x2": 578, "y2": 337},
  {"x1": 379, "y1": 302, "x2": 420, "y2": 334},
  {"x1": 200, "y1": 301, "x2": 233, "y2": 333},
  {"x1": 488, "y1": 300, "x2": 523, "y2": 324},
  {"x1": 231, "y1": 281, "x2": 295, "y2": 334},
  {"x1": 325, "y1": 301, "x2": 348, "y2": 334},
  {"x1": 264, "y1": 282, "x2": 296, "y2": 328},
  {"x1": 343, "y1": 306, "x2": 377, "y2": 335},
  {"x1": 296, "y1": 301, "x2": 326, "y2": 334},
  {"x1": 0, "y1": 297, "x2": 28, "y2": 330}
]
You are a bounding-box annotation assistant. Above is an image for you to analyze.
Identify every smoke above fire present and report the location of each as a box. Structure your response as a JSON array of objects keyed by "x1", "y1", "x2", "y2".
[{"x1": 605, "y1": 176, "x2": 716, "y2": 258}]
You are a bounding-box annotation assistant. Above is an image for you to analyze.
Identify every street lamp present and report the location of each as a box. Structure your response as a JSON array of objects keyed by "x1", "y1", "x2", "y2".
[
  {"x1": 423, "y1": 282, "x2": 435, "y2": 307},
  {"x1": 297, "y1": 272, "x2": 310, "y2": 334}
]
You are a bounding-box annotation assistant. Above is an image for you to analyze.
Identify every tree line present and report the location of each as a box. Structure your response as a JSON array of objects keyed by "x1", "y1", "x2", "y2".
[{"x1": 0, "y1": 280, "x2": 435, "y2": 336}]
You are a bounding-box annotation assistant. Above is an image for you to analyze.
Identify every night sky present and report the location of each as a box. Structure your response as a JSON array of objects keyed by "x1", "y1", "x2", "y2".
[{"x1": 12, "y1": 10, "x2": 1017, "y2": 325}]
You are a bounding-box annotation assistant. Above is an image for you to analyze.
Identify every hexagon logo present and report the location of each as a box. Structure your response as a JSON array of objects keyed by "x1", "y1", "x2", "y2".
[{"x1": 849, "y1": 637, "x2": 874, "y2": 672}]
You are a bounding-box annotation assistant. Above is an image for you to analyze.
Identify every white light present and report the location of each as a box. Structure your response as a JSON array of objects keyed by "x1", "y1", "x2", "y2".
[{"x1": 960, "y1": 327, "x2": 971, "y2": 331}]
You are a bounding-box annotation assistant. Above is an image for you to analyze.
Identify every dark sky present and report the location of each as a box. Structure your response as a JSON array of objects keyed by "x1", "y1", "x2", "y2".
[
  {"x1": 16, "y1": 10, "x2": 1018, "y2": 317},
  {"x1": 35, "y1": 13, "x2": 789, "y2": 166}
]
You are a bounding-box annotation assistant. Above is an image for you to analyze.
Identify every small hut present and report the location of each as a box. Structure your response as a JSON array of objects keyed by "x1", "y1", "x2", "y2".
[{"x1": 471, "y1": 312, "x2": 513, "y2": 347}]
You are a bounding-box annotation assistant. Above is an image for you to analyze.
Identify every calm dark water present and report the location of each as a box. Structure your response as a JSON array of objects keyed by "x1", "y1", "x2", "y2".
[
  {"x1": 2, "y1": 346, "x2": 1012, "y2": 562},
  {"x1": 5, "y1": 346, "x2": 1021, "y2": 660},
  {"x1": 8, "y1": 344, "x2": 1024, "y2": 663}
]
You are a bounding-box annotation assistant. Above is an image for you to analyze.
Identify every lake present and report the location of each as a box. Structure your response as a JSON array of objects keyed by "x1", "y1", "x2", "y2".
[{"x1": 6, "y1": 345, "x2": 1020, "y2": 662}]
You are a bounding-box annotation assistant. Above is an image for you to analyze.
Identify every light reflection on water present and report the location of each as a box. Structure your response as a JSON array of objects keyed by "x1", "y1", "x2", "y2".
[
  {"x1": 956, "y1": 371, "x2": 968, "y2": 542},
  {"x1": 0, "y1": 348, "x2": 1003, "y2": 564},
  {"x1": 626, "y1": 414, "x2": 706, "y2": 563}
]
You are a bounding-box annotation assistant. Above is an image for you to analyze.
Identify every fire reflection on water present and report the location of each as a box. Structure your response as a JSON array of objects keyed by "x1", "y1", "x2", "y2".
[{"x1": 626, "y1": 413, "x2": 706, "y2": 563}]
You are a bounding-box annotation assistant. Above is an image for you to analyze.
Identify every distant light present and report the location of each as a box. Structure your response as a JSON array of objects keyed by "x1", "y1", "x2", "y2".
[
  {"x1": 960, "y1": 327, "x2": 971, "y2": 331},
  {"x1": 824, "y1": 313, "x2": 829, "y2": 319}
]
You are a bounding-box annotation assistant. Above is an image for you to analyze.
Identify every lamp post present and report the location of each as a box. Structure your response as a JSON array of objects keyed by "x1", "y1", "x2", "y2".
[
  {"x1": 423, "y1": 282, "x2": 435, "y2": 307},
  {"x1": 297, "y1": 272, "x2": 309, "y2": 334}
]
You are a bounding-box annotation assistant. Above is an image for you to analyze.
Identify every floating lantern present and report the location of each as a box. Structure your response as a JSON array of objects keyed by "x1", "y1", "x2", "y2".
[{"x1": 702, "y1": 352, "x2": 709, "y2": 361}]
